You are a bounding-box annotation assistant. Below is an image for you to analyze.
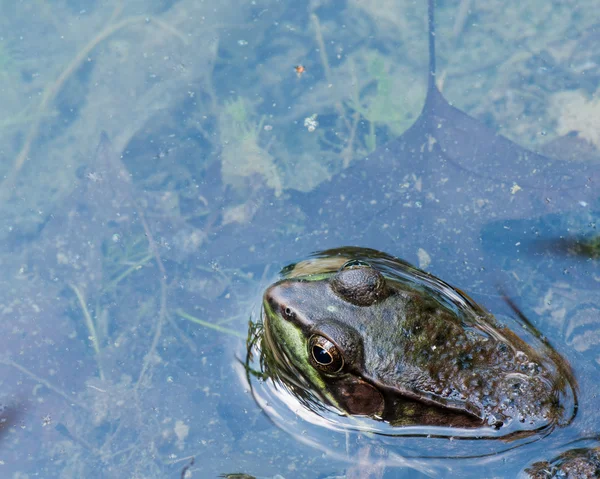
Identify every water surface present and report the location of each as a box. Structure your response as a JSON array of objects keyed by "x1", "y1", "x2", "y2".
[{"x1": 0, "y1": 0, "x2": 599, "y2": 477}]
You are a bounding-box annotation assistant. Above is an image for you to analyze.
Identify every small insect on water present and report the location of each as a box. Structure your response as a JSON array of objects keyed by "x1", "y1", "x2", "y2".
[{"x1": 294, "y1": 65, "x2": 306, "y2": 78}]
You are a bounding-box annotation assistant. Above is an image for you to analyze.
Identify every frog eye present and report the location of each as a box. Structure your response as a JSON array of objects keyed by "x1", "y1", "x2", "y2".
[
  {"x1": 309, "y1": 335, "x2": 344, "y2": 373},
  {"x1": 332, "y1": 260, "x2": 388, "y2": 306}
]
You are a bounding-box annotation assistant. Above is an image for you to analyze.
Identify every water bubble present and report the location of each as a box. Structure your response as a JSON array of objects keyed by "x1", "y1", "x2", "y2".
[
  {"x1": 515, "y1": 351, "x2": 528, "y2": 362},
  {"x1": 304, "y1": 114, "x2": 318, "y2": 132}
]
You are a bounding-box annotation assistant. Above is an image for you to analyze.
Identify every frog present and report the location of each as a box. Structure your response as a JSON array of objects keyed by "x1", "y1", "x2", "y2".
[
  {"x1": 260, "y1": 248, "x2": 577, "y2": 437},
  {"x1": 524, "y1": 447, "x2": 600, "y2": 478}
]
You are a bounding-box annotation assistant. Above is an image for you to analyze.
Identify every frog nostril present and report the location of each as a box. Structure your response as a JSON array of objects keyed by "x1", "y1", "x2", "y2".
[{"x1": 283, "y1": 306, "x2": 295, "y2": 320}]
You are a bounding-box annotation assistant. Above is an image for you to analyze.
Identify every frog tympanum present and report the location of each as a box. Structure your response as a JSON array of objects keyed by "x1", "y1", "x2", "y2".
[{"x1": 259, "y1": 248, "x2": 576, "y2": 437}]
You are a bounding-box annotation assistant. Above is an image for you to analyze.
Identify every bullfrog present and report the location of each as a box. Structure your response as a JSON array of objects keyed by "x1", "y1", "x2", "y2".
[{"x1": 260, "y1": 248, "x2": 577, "y2": 437}]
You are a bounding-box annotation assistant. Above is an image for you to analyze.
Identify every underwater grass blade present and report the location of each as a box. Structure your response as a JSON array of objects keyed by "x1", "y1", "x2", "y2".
[
  {"x1": 177, "y1": 309, "x2": 245, "y2": 339},
  {"x1": 69, "y1": 283, "x2": 105, "y2": 381}
]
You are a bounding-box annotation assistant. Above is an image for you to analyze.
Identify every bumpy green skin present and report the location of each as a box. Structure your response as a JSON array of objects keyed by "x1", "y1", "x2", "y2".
[
  {"x1": 262, "y1": 252, "x2": 575, "y2": 433},
  {"x1": 525, "y1": 447, "x2": 600, "y2": 478}
]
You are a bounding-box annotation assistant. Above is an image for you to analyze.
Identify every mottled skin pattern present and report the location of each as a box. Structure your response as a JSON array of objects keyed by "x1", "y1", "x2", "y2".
[
  {"x1": 525, "y1": 447, "x2": 600, "y2": 478},
  {"x1": 263, "y1": 254, "x2": 575, "y2": 435}
]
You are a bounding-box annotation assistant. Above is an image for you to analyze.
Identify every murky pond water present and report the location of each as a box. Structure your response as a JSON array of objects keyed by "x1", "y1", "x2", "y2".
[{"x1": 0, "y1": 0, "x2": 599, "y2": 478}]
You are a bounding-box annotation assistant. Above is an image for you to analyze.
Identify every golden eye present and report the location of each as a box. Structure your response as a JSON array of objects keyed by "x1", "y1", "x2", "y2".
[{"x1": 309, "y1": 335, "x2": 344, "y2": 373}]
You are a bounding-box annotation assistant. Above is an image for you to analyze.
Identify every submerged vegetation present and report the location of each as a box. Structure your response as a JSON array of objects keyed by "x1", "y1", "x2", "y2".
[{"x1": 0, "y1": 0, "x2": 598, "y2": 477}]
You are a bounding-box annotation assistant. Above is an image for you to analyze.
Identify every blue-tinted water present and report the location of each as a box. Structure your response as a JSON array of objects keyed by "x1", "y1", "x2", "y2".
[{"x1": 0, "y1": 0, "x2": 599, "y2": 477}]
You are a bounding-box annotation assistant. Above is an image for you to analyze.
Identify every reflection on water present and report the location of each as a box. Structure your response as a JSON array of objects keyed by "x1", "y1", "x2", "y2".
[{"x1": 0, "y1": 0, "x2": 598, "y2": 478}]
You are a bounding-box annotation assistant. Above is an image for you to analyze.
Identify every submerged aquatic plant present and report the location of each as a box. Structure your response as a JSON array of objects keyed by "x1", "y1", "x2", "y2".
[
  {"x1": 220, "y1": 97, "x2": 283, "y2": 198},
  {"x1": 345, "y1": 52, "x2": 423, "y2": 152}
]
